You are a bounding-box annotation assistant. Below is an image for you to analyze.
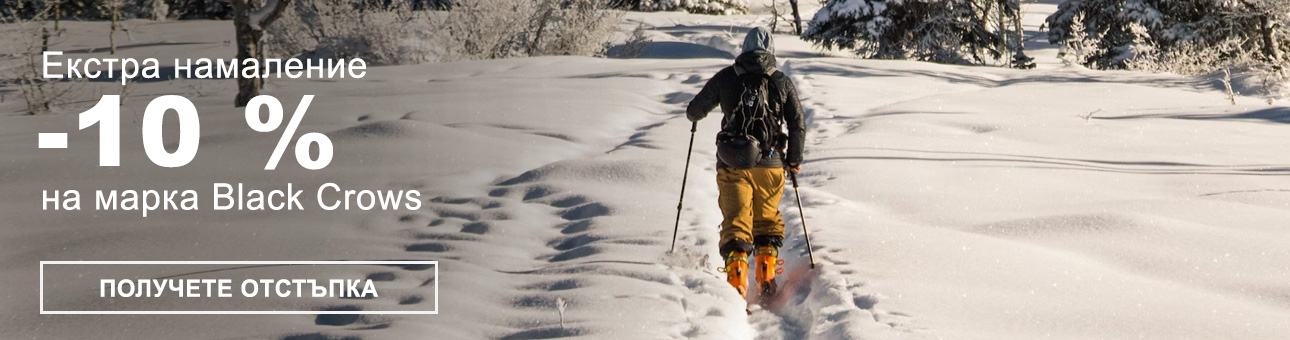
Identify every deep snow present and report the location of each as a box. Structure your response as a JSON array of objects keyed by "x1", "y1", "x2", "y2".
[{"x1": 2, "y1": 1, "x2": 1290, "y2": 339}]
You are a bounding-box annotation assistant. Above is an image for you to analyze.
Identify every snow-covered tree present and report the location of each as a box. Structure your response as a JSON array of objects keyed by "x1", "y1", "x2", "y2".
[
  {"x1": 621, "y1": 0, "x2": 747, "y2": 15},
  {"x1": 1046, "y1": 0, "x2": 1290, "y2": 70},
  {"x1": 169, "y1": 0, "x2": 233, "y2": 19},
  {"x1": 1046, "y1": 0, "x2": 1290, "y2": 99},
  {"x1": 149, "y1": 0, "x2": 165, "y2": 19},
  {"x1": 265, "y1": 0, "x2": 431, "y2": 64},
  {"x1": 413, "y1": 0, "x2": 449, "y2": 10},
  {"x1": 435, "y1": 0, "x2": 620, "y2": 61},
  {"x1": 4, "y1": 0, "x2": 185, "y2": 20},
  {"x1": 803, "y1": 0, "x2": 1030, "y2": 66}
]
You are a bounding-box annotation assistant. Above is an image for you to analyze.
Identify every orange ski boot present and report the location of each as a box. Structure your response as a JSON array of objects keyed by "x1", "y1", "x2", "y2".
[
  {"x1": 722, "y1": 251, "x2": 749, "y2": 299},
  {"x1": 754, "y1": 245, "x2": 783, "y2": 298}
]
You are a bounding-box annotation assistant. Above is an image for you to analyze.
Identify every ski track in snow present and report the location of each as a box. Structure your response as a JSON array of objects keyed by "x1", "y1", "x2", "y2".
[
  {"x1": 285, "y1": 58, "x2": 913, "y2": 339},
  {"x1": 736, "y1": 59, "x2": 919, "y2": 340},
  {"x1": 271, "y1": 63, "x2": 774, "y2": 340}
]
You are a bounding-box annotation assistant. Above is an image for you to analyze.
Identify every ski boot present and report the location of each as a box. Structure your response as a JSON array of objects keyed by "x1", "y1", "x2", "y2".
[
  {"x1": 720, "y1": 250, "x2": 749, "y2": 299},
  {"x1": 754, "y1": 245, "x2": 783, "y2": 299}
]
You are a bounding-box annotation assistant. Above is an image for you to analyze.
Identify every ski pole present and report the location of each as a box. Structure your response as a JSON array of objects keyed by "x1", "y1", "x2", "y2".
[
  {"x1": 789, "y1": 171, "x2": 816, "y2": 269},
  {"x1": 670, "y1": 121, "x2": 698, "y2": 253}
]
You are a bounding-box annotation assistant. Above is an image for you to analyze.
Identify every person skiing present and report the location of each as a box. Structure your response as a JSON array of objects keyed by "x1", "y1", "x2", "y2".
[{"x1": 686, "y1": 27, "x2": 805, "y2": 300}]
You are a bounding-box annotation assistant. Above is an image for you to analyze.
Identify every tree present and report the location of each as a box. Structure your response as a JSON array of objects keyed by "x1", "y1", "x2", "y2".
[
  {"x1": 803, "y1": 0, "x2": 1030, "y2": 66},
  {"x1": 1045, "y1": 0, "x2": 1290, "y2": 70},
  {"x1": 434, "y1": 0, "x2": 620, "y2": 61},
  {"x1": 230, "y1": 0, "x2": 291, "y2": 107},
  {"x1": 618, "y1": 0, "x2": 747, "y2": 15},
  {"x1": 1235, "y1": 0, "x2": 1288, "y2": 64},
  {"x1": 99, "y1": 0, "x2": 125, "y2": 54},
  {"x1": 265, "y1": 0, "x2": 431, "y2": 64},
  {"x1": 790, "y1": 0, "x2": 801, "y2": 35},
  {"x1": 150, "y1": 0, "x2": 167, "y2": 20},
  {"x1": 167, "y1": 0, "x2": 234, "y2": 20},
  {"x1": 3, "y1": 1, "x2": 79, "y2": 114}
]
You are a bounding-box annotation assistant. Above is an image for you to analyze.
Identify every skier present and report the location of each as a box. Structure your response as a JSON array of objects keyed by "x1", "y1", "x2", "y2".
[{"x1": 686, "y1": 27, "x2": 806, "y2": 301}]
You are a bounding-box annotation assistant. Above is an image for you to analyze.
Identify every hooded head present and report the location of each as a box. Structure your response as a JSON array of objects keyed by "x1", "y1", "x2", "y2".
[
  {"x1": 741, "y1": 27, "x2": 775, "y2": 55},
  {"x1": 735, "y1": 27, "x2": 777, "y2": 76}
]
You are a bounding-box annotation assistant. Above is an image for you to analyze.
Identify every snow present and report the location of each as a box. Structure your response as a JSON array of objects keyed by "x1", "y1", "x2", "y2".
[{"x1": 3, "y1": 1, "x2": 1290, "y2": 339}]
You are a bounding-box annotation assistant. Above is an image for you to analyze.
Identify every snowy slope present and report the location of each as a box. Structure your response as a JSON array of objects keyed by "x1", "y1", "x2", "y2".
[{"x1": 3, "y1": 2, "x2": 1290, "y2": 340}]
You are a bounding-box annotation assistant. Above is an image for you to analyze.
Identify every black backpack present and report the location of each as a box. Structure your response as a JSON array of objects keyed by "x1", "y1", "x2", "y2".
[{"x1": 717, "y1": 72, "x2": 786, "y2": 168}]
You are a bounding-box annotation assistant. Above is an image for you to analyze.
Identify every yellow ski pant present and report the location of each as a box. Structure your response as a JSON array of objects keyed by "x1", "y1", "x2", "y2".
[{"x1": 717, "y1": 167, "x2": 786, "y2": 249}]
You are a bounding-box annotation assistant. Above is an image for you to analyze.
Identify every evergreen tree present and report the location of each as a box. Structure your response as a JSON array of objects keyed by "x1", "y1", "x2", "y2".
[
  {"x1": 169, "y1": 0, "x2": 233, "y2": 19},
  {"x1": 1045, "y1": 0, "x2": 1289, "y2": 70},
  {"x1": 803, "y1": 0, "x2": 1029, "y2": 66},
  {"x1": 619, "y1": 0, "x2": 747, "y2": 15}
]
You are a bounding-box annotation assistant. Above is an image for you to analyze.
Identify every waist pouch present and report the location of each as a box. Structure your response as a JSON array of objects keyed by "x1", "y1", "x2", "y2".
[{"x1": 716, "y1": 132, "x2": 763, "y2": 169}]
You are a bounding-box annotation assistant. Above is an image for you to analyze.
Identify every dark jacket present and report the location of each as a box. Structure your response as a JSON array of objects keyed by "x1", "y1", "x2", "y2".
[{"x1": 687, "y1": 50, "x2": 806, "y2": 169}]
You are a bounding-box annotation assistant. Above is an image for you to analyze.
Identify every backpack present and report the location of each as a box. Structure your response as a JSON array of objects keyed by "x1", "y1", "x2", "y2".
[{"x1": 716, "y1": 72, "x2": 786, "y2": 169}]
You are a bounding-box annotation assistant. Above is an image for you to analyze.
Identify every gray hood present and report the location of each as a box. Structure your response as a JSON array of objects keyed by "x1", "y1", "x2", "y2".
[
  {"x1": 734, "y1": 27, "x2": 777, "y2": 76},
  {"x1": 741, "y1": 27, "x2": 775, "y2": 55}
]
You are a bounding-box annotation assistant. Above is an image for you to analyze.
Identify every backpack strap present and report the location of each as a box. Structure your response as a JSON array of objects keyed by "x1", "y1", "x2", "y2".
[
  {"x1": 763, "y1": 71, "x2": 789, "y2": 150},
  {"x1": 767, "y1": 71, "x2": 788, "y2": 106}
]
